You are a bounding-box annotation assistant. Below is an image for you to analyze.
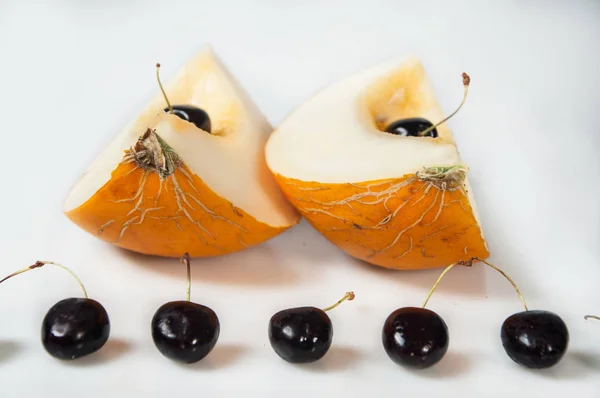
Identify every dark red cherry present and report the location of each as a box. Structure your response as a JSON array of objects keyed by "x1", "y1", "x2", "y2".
[
  {"x1": 382, "y1": 307, "x2": 449, "y2": 369},
  {"x1": 268, "y1": 307, "x2": 333, "y2": 363},
  {"x1": 151, "y1": 300, "x2": 220, "y2": 364},
  {"x1": 385, "y1": 118, "x2": 437, "y2": 138},
  {"x1": 268, "y1": 292, "x2": 354, "y2": 364},
  {"x1": 41, "y1": 297, "x2": 110, "y2": 360},
  {"x1": 164, "y1": 105, "x2": 211, "y2": 133},
  {"x1": 501, "y1": 310, "x2": 569, "y2": 369}
]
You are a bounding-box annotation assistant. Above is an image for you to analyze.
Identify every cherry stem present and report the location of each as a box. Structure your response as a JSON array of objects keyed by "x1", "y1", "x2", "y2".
[
  {"x1": 322, "y1": 291, "x2": 355, "y2": 312},
  {"x1": 422, "y1": 262, "x2": 457, "y2": 308},
  {"x1": 584, "y1": 315, "x2": 600, "y2": 321},
  {"x1": 471, "y1": 257, "x2": 528, "y2": 311},
  {"x1": 156, "y1": 63, "x2": 173, "y2": 114},
  {"x1": 180, "y1": 253, "x2": 192, "y2": 302},
  {"x1": 422, "y1": 257, "x2": 528, "y2": 311},
  {"x1": 0, "y1": 261, "x2": 88, "y2": 298},
  {"x1": 418, "y1": 72, "x2": 470, "y2": 137}
]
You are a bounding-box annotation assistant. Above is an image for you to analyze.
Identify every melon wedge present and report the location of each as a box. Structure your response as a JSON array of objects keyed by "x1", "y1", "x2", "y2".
[
  {"x1": 64, "y1": 45, "x2": 300, "y2": 257},
  {"x1": 265, "y1": 56, "x2": 489, "y2": 270}
]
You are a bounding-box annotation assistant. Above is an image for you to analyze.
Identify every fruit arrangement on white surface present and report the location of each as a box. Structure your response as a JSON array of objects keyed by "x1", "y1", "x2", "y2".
[{"x1": 1, "y1": 45, "x2": 585, "y2": 372}]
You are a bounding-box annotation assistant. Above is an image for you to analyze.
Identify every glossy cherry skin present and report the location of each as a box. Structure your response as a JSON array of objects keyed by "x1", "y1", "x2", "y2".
[
  {"x1": 151, "y1": 301, "x2": 220, "y2": 364},
  {"x1": 501, "y1": 310, "x2": 569, "y2": 369},
  {"x1": 268, "y1": 306, "x2": 333, "y2": 363},
  {"x1": 385, "y1": 117, "x2": 437, "y2": 138},
  {"x1": 164, "y1": 105, "x2": 211, "y2": 132},
  {"x1": 382, "y1": 307, "x2": 449, "y2": 369},
  {"x1": 41, "y1": 297, "x2": 110, "y2": 360}
]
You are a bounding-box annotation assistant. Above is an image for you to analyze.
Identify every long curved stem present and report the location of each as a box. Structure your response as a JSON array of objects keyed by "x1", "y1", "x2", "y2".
[
  {"x1": 584, "y1": 315, "x2": 600, "y2": 321},
  {"x1": 322, "y1": 292, "x2": 355, "y2": 312},
  {"x1": 422, "y1": 262, "x2": 457, "y2": 308},
  {"x1": 472, "y1": 257, "x2": 528, "y2": 311},
  {"x1": 0, "y1": 261, "x2": 88, "y2": 298},
  {"x1": 156, "y1": 63, "x2": 173, "y2": 113},
  {"x1": 418, "y1": 72, "x2": 470, "y2": 137}
]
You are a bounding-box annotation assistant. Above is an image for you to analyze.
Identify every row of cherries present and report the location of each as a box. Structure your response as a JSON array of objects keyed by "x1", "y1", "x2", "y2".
[{"x1": 0, "y1": 255, "x2": 580, "y2": 370}]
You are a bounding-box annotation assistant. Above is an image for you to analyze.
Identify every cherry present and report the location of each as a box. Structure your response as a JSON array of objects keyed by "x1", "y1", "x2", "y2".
[
  {"x1": 381, "y1": 263, "x2": 456, "y2": 369},
  {"x1": 469, "y1": 257, "x2": 570, "y2": 369},
  {"x1": 382, "y1": 307, "x2": 448, "y2": 369},
  {"x1": 268, "y1": 292, "x2": 354, "y2": 364},
  {"x1": 156, "y1": 63, "x2": 211, "y2": 133},
  {"x1": 0, "y1": 260, "x2": 110, "y2": 360},
  {"x1": 151, "y1": 253, "x2": 219, "y2": 364},
  {"x1": 42, "y1": 297, "x2": 110, "y2": 360},
  {"x1": 164, "y1": 105, "x2": 211, "y2": 132},
  {"x1": 501, "y1": 310, "x2": 569, "y2": 369},
  {"x1": 385, "y1": 118, "x2": 437, "y2": 138},
  {"x1": 384, "y1": 72, "x2": 470, "y2": 138}
]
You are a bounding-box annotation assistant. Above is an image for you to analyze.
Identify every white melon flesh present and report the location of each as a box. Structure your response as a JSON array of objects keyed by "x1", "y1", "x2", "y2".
[
  {"x1": 265, "y1": 57, "x2": 465, "y2": 184},
  {"x1": 64, "y1": 45, "x2": 298, "y2": 228}
]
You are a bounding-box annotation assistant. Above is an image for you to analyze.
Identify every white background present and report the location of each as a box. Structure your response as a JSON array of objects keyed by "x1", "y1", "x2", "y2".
[{"x1": 1, "y1": 1, "x2": 599, "y2": 397}]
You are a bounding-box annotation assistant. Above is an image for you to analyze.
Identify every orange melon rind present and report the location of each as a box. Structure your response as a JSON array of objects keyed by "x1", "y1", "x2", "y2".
[{"x1": 274, "y1": 164, "x2": 488, "y2": 270}]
